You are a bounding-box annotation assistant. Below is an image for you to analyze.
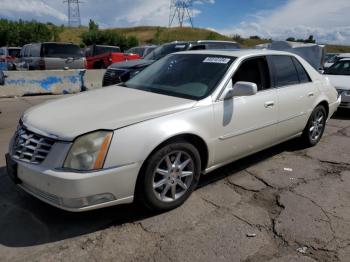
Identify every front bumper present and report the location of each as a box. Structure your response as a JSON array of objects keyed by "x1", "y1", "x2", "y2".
[
  {"x1": 7, "y1": 154, "x2": 141, "y2": 212},
  {"x1": 339, "y1": 91, "x2": 350, "y2": 109}
]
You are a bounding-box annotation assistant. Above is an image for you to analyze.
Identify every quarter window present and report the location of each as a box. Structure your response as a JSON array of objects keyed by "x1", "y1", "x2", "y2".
[
  {"x1": 292, "y1": 57, "x2": 311, "y2": 83},
  {"x1": 270, "y1": 56, "x2": 299, "y2": 87},
  {"x1": 232, "y1": 57, "x2": 271, "y2": 91}
]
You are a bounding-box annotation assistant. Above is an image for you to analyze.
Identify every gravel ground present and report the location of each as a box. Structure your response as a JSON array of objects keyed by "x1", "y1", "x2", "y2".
[{"x1": 0, "y1": 95, "x2": 349, "y2": 262}]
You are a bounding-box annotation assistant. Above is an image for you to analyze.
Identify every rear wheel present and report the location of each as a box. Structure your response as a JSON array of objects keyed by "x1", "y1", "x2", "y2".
[
  {"x1": 301, "y1": 105, "x2": 326, "y2": 147},
  {"x1": 137, "y1": 142, "x2": 201, "y2": 212}
]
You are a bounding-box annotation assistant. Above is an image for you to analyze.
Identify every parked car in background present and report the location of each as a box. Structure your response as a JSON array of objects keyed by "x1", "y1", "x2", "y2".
[
  {"x1": 0, "y1": 47, "x2": 21, "y2": 70},
  {"x1": 324, "y1": 53, "x2": 350, "y2": 69},
  {"x1": 256, "y1": 41, "x2": 325, "y2": 70},
  {"x1": 85, "y1": 44, "x2": 140, "y2": 69},
  {"x1": 6, "y1": 50, "x2": 339, "y2": 212},
  {"x1": 126, "y1": 45, "x2": 158, "y2": 58},
  {"x1": 18, "y1": 42, "x2": 86, "y2": 70},
  {"x1": 324, "y1": 58, "x2": 350, "y2": 109},
  {"x1": 102, "y1": 40, "x2": 240, "y2": 86}
]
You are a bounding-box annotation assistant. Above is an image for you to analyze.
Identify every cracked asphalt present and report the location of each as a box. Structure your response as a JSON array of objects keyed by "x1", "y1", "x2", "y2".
[{"x1": 0, "y1": 95, "x2": 349, "y2": 262}]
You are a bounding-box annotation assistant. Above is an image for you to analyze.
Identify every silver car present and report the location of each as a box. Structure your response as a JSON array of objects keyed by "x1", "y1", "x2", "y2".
[
  {"x1": 18, "y1": 42, "x2": 86, "y2": 70},
  {"x1": 6, "y1": 50, "x2": 340, "y2": 212}
]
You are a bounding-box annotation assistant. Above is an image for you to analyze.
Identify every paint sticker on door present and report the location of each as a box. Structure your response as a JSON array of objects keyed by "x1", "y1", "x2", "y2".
[{"x1": 203, "y1": 57, "x2": 231, "y2": 64}]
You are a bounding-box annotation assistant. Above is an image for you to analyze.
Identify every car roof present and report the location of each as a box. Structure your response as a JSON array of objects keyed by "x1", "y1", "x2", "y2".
[
  {"x1": 176, "y1": 49, "x2": 297, "y2": 58},
  {"x1": 338, "y1": 53, "x2": 350, "y2": 57},
  {"x1": 195, "y1": 40, "x2": 238, "y2": 44},
  {"x1": 337, "y1": 58, "x2": 350, "y2": 61}
]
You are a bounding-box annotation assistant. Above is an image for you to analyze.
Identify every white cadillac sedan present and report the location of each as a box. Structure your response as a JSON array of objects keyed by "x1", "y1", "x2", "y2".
[{"x1": 6, "y1": 50, "x2": 340, "y2": 212}]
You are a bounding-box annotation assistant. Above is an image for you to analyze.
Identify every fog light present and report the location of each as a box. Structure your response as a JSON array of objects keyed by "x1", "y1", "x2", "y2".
[{"x1": 61, "y1": 193, "x2": 116, "y2": 208}]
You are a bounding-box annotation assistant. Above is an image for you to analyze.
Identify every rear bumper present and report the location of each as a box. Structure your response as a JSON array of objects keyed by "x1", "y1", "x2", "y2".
[
  {"x1": 9, "y1": 156, "x2": 142, "y2": 212},
  {"x1": 329, "y1": 96, "x2": 342, "y2": 118}
]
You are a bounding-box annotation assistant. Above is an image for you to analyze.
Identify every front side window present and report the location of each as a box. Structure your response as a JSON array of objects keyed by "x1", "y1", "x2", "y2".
[
  {"x1": 232, "y1": 57, "x2": 271, "y2": 91},
  {"x1": 125, "y1": 54, "x2": 235, "y2": 100},
  {"x1": 325, "y1": 60, "x2": 350, "y2": 75},
  {"x1": 95, "y1": 46, "x2": 121, "y2": 55},
  {"x1": 270, "y1": 56, "x2": 299, "y2": 87},
  {"x1": 29, "y1": 44, "x2": 41, "y2": 57}
]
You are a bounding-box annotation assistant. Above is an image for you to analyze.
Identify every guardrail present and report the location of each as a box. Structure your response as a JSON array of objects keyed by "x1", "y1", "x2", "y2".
[{"x1": 0, "y1": 69, "x2": 106, "y2": 98}]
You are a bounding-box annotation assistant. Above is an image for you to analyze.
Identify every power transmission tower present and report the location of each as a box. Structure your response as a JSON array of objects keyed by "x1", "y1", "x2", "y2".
[
  {"x1": 169, "y1": 0, "x2": 194, "y2": 28},
  {"x1": 64, "y1": 0, "x2": 82, "y2": 27}
]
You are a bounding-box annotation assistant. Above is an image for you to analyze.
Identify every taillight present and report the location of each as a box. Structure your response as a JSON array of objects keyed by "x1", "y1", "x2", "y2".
[{"x1": 38, "y1": 59, "x2": 46, "y2": 70}]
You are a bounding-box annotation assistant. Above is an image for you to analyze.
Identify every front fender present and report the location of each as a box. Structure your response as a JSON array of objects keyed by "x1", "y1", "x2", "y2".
[{"x1": 104, "y1": 105, "x2": 215, "y2": 169}]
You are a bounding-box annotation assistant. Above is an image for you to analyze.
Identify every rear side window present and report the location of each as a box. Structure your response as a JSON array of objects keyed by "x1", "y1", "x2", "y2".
[
  {"x1": 8, "y1": 48, "x2": 21, "y2": 58},
  {"x1": 270, "y1": 56, "x2": 299, "y2": 87},
  {"x1": 292, "y1": 57, "x2": 311, "y2": 83},
  {"x1": 0, "y1": 48, "x2": 4, "y2": 56}
]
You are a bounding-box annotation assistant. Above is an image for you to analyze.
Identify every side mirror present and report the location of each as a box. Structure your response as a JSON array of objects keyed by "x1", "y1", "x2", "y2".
[{"x1": 223, "y1": 80, "x2": 258, "y2": 99}]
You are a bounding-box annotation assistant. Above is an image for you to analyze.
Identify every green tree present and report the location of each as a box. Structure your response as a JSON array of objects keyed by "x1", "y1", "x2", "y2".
[{"x1": 88, "y1": 19, "x2": 99, "y2": 31}]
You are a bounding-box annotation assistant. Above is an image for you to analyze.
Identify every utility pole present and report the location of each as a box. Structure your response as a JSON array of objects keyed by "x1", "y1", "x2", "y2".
[
  {"x1": 64, "y1": 0, "x2": 82, "y2": 27},
  {"x1": 169, "y1": 0, "x2": 194, "y2": 28}
]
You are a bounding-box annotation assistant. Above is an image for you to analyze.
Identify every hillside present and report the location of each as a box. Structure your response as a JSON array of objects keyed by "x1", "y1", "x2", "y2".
[{"x1": 58, "y1": 26, "x2": 350, "y2": 53}]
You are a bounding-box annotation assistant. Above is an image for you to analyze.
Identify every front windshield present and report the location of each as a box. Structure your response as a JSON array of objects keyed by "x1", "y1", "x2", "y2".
[
  {"x1": 325, "y1": 60, "x2": 350, "y2": 75},
  {"x1": 124, "y1": 54, "x2": 235, "y2": 100},
  {"x1": 144, "y1": 43, "x2": 189, "y2": 60}
]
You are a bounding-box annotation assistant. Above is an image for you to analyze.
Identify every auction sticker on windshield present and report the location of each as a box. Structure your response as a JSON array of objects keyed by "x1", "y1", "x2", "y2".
[{"x1": 203, "y1": 57, "x2": 231, "y2": 64}]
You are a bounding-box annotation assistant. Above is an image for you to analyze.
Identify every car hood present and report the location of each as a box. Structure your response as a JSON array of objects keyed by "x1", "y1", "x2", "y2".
[
  {"x1": 22, "y1": 86, "x2": 197, "y2": 141},
  {"x1": 325, "y1": 74, "x2": 350, "y2": 90},
  {"x1": 109, "y1": 59, "x2": 155, "y2": 69}
]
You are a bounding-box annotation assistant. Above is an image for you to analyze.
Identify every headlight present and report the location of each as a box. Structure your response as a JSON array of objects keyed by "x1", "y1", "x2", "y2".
[{"x1": 64, "y1": 131, "x2": 113, "y2": 171}]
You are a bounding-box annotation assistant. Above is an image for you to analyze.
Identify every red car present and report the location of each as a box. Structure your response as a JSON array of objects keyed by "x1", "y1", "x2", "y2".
[
  {"x1": 0, "y1": 47, "x2": 21, "y2": 70},
  {"x1": 85, "y1": 45, "x2": 140, "y2": 69}
]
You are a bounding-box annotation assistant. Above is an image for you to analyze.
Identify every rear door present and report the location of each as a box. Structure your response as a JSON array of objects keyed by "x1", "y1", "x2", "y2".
[
  {"x1": 269, "y1": 55, "x2": 317, "y2": 140},
  {"x1": 213, "y1": 56, "x2": 278, "y2": 164}
]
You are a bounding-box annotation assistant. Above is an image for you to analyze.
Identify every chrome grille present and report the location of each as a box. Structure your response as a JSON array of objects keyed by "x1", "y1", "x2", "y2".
[
  {"x1": 102, "y1": 69, "x2": 127, "y2": 87},
  {"x1": 12, "y1": 126, "x2": 55, "y2": 164}
]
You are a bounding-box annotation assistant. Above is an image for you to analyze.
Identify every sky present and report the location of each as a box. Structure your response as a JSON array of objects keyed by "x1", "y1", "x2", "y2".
[{"x1": 0, "y1": 0, "x2": 350, "y2": 45}]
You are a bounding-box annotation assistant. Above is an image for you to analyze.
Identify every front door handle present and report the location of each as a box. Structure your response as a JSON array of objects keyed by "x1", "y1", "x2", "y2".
[
  {"x1": 308, "y1": 92, "x2": 314, "y2": 97},
  {"x1": 264, "y1": 101, "x2": 275, "y2": 108}
]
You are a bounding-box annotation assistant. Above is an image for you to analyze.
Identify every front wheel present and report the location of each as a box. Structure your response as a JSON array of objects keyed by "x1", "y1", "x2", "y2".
[
  {"x1": 136, "y1": 142, "x2": 201, "y2": 212},
  {"x1": 301, "y1": 105, "x2": 326, "y2": 147}
]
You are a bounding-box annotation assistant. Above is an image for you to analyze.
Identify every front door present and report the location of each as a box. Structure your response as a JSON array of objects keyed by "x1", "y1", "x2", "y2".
[{"x1": 213, "y1": 56, "x2": 278, "y2": 165}]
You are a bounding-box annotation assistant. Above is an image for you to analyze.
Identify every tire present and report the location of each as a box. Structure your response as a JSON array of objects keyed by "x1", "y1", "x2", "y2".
[
  {"x1": 136, "y1": 142, "x2": 201, "y2": 212},
  {"x1": 301, "y1": 105, "x2": 327, "y2": 147}
]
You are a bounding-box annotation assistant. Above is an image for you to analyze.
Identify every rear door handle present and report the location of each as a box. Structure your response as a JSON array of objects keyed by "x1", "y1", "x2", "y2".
[
  {"x1": 264, "y1": 101, "x2": 275, "y2": 108},
  {"x1": 308, "y1": 92, "x2": 314, "y2": 97}
]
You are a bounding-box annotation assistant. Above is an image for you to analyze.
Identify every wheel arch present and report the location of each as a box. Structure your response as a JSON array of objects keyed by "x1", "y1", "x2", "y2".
[
  {"x1": 316, "y1": 100, "x2": 329, "y2": 118},
  {"x1": 134, "y1": 132, "x2": 209, "y2": 203},
  {"x1": 140, "y1": 133, "x2": 209, "y2": 173}
]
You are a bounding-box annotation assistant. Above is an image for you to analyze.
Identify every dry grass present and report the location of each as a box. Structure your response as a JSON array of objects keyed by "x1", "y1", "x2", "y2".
[{"x1": 58, "y1": 26, "x2": 350, "y2": 53}]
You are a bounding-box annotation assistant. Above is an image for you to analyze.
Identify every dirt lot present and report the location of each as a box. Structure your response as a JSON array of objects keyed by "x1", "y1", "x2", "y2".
[{"x1": 0, "y1": 96, "x2": 349, "y2": 262}]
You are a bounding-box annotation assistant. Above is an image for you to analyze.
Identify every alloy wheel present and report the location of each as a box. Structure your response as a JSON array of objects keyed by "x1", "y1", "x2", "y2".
[
  {"x1": 152, "y1": 151, "x2": 194, "y2": 203},
  {"x1": 309, "y1": 109, "x2": 325, "y2": 142}
]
